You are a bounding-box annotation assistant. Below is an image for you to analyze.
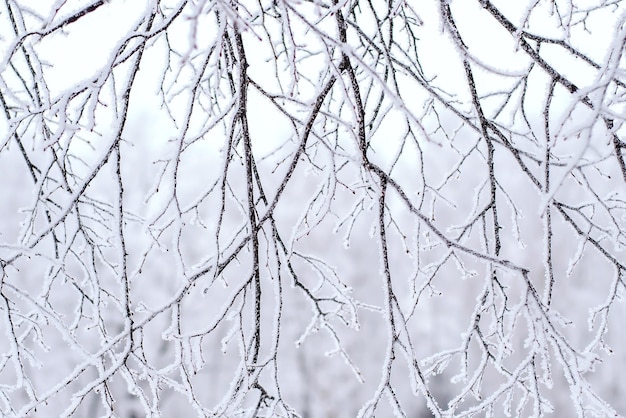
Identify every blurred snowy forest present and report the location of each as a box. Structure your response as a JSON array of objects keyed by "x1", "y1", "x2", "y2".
[{"x1": 1, "y1": 0, "x2": 626, "y2": 416}]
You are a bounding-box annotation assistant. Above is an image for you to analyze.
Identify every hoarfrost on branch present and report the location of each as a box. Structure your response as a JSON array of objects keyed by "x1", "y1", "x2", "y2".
[{"x1": 0, "y1": 0, "x2": 625, "y2": 416}]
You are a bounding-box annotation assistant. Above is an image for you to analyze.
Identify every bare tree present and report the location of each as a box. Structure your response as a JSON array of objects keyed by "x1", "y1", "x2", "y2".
[{"x1": 1, "y1": 0, "x2": 625, "y2": 416}]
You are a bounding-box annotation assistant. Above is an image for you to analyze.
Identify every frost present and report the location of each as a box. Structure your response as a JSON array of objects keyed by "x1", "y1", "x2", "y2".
[{"x1": 1, "y1": 0, "x2": 625, "y2": 416}]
